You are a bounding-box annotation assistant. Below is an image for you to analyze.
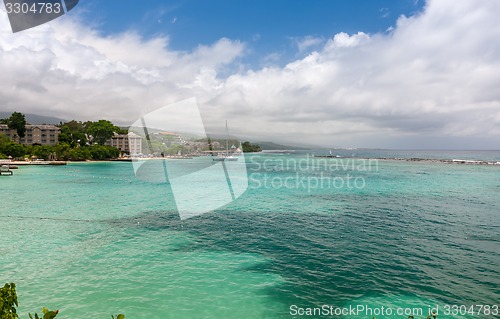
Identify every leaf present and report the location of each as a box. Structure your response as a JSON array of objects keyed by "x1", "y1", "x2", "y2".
[
  {"x1": 117, "y1": 315, "x2": 125, "y2": 319},
  {"x1": 43, "y1": 310, "x2": 58, "y2": 319},
  {"x1": 41, "y1": 308, "x2": 49, "y2": 315}
]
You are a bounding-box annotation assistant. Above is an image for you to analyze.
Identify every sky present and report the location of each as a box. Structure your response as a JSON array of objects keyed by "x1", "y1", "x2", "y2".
[{"x1": 0, "y1": 0, "x2": 499, "y2": 149}]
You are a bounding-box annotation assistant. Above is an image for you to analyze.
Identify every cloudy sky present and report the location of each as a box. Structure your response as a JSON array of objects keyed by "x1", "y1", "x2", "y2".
[{"x1": 1, "y1": 0, "x2": 499, "y2": 149}]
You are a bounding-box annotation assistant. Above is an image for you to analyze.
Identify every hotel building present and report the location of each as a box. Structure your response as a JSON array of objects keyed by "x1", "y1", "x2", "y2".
[
  {"x1": 106, "y1": 132, "x2": 143, "y2": 155},
  {"x1": 0, "y1": 124, "x2": 60, "y2": 146}
]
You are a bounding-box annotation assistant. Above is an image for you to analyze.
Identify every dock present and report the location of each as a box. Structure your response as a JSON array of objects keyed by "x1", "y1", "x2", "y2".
[{"x1": 0, "y1": 165, "x2": 13, "y2": 176}]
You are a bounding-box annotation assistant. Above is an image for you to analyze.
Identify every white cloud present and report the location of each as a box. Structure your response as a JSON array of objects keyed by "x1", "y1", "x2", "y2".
[
  {"x1": 0, "y1": 6, "x2": 244, "y2": 123},
  {"x1": 294, "y1": 35, "x2": 324, "y2": 53},
  {"x1": 327, "y1": 32, "x2": 370, "y2": 48},
  {"x1": 1, "y1": 0, "x2": 500, "y2": 149}
]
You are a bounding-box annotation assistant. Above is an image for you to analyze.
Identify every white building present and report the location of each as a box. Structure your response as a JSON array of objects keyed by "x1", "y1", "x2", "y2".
[{"x1": 106, "y1": 132, "x2": 143, "y2": 155}]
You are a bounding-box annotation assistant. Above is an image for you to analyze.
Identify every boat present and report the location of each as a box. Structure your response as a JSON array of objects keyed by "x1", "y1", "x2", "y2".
[
  {"x1": 213, "y1": 121, "x2": 239, "y2": 161},
  {"x1": 0, "y1": 164, "x2": 13, "y2": 176}
]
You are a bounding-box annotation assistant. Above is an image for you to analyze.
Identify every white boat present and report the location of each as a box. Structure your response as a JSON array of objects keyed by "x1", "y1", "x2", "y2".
[{"x1": 213, "y1": 121, "x2": 239, "y2": 161}]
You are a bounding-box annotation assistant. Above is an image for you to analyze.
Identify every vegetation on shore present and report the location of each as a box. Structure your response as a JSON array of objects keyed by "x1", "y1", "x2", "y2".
[
  {"x1": 0, "y1": 112, "x2": 27, "y2": 139},
  {"x1": 0, "y1": 113, "x2": 121, "y2": 161},
  {"x1": 0, "y1": 111, "x2": 264, "y2": 159},
  {"x1": 241, "y1": 141, "x2": 262, "y2": 153},
  {"x1": 0, "y1": 283, "x2": 124, "y2": 319}
]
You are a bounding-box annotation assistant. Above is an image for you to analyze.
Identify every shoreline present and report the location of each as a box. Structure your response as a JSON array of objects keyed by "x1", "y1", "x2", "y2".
[
  {"x1": 314, "y1": 155, "x2": 500, "y2": 166},
  {"x1": 1, "y1": 160, "x2": 67, "y2": 166},
  {"x1": 2, "y1": 156, "x2": 500, "y2": 167}
]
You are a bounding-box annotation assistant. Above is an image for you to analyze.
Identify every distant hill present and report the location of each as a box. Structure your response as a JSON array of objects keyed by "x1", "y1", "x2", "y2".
[
  {"x1": 255, "y1": 141, "x2": 312, "y2": 150},
  {"x1": 0, "y1": 112, "x2": 67, "y2": 125}
]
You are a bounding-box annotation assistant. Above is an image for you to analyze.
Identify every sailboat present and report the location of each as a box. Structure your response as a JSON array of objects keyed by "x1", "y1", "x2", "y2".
[{"x1": 213, "y1": 121, "x2": 239, "y2": 161}]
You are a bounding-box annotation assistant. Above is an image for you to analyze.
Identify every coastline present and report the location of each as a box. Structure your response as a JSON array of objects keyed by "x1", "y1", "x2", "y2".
[
  {"x1": 2, "y1": 155, "x2": 500, "y2": 167},
  {"x1": 1, "y1": 160, "x2": 67, "y2": 166},
  {"x1": 314, "y1": 155, "x2": 500, "y2": 166}
]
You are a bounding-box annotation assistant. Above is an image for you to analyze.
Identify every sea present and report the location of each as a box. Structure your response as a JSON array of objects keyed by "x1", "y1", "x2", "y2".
[{"x1": 1, "y1": 150, "x2": 499, "y2": 319}]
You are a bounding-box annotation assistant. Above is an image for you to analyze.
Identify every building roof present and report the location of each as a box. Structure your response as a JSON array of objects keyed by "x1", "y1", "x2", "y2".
[
  {"x1": 111, "y1": 132, "x2": 142, "y2": 139},
  {"x1": 26, "y1": 125, "x2": 59, "y2": 130},
  {"x1": 127, "y1": 132, "x2": 142, "y2": 138},
  {"x1": 0, "y1": 124, "x2": 59, "y2": 130}
]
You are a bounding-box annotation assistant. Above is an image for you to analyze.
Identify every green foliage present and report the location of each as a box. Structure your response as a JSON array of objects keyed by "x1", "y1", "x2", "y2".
[
  {"x1": 28, "y1": 308, "x2": 59, "y2": 319},
  {"x1": 66, "y1": 148, "x2": 92, "y2": 161},
  {"x1": 0, "y1": 143, "x2": 26, "y2": 159},
  {"x1": 0, "y1": 283, "x2": 19, "y2": 319},
  {"x1": 5, "y1": 112, "x2": 27, "y2": 139},
  {"x1": 241, "y1": 141, "x2": 262, "y2": 153},
  {"x1": 2, "y1": 282, "x2": 123, "y2": 319},
  {"x1": 54, "y1": 143, "x2": 72, "y2": 160},
  {"x1": 1, "y1": 116, "x2": 124, "y2": 161},
  {"x1": 32, "y1": 146, "x2": 54, "y2": 161},
  {"x1": 88, "y1": 145, "x2": 119, "y2": 160},
  {"x1": 87, "y1": 120, "x2": 118, "y2": 145},
  {"x1": 114, "y1": 127, "x2": 128, "y2": 135},
  {"x1": 58, "y1": 121, "x2": 87, "y2": 147},
  {"x1": 0, "y1": 134, "x2": 26, "y2": 158}
]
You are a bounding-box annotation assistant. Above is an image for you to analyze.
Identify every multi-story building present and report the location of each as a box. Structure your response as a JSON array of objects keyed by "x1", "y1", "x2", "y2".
[
  {"x1": 106, "y1": 132, "x2": 143, "y2": 155},
  {"x1": 0, "y1": 124, "x2": 60, "y2": 146}
]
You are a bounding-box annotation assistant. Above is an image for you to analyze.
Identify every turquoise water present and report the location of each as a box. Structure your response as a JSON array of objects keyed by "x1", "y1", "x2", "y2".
[{"x1": 0, "y1": 154, "x2": 499, "y2": 319}]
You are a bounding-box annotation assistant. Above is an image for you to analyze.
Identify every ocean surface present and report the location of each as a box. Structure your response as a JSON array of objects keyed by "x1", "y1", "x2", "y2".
[{"x1": 1, "y1": 151, "x2": 499, "y2": 319}]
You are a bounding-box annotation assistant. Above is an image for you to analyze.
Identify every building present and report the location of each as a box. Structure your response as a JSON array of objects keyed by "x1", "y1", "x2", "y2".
[
  {"x1": 0, "y1": 124, "x2": 60, "y2": 146},
  {"x1": 106, "y1": 132, "x2": 143, "y2": 155}
]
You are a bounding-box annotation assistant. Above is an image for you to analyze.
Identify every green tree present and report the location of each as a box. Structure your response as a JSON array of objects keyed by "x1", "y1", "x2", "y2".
[
  {"x1": 59, "y1": 125, "x2": 87, "y2": 147},
  {"x1": 241, "y1": 141, "x2": 261, "y2": 153},
  {"x1": 32, "y1": 145, "x2": 55, "y2": 160},
  {"x1": 87, "y1": 120, "x2": 118, "y2": 145},
  {"x1": 6, "y1": 112, "x2": 27, "y2": 139},
  {"x1": 54, "y1": 142, "x2": 72, "y2": 160},
  {"x1": 0, "y1": 283, "x2": 19, "y2": 319},
  {"x1": 88, "y1": 145, "x2": 119, "y2": 160},
  {"x1": 66, "y1": 148, "x2": 91, "y2": 161},
  {"x1": 1, "y1": 143, "x2": 26, "y2": 158}
]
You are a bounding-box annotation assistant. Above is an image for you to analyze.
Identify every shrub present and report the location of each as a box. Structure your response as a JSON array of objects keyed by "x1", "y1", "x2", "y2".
[{"x1": 0, "y1": 283, "x2": 19, "y2": 319}]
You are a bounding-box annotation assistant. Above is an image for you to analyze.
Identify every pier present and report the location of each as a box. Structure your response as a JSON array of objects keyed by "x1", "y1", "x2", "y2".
[{"x1": 0, "y1": 165, "x2": 13, "y2": 176}]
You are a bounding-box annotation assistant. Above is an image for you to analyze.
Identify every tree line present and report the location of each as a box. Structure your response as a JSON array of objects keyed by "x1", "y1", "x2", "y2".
[{"x1": 0, "y1": 112, "x2": 124, "y2": 161}]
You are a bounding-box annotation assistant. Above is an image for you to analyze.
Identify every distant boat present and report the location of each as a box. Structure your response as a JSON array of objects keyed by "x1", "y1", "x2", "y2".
[
  {"x1": 213, "y1": 121, "x2": 238, "y2": 161},
  {"x1": 0, "y1": 165, "x2": 13, "y2": 176}
]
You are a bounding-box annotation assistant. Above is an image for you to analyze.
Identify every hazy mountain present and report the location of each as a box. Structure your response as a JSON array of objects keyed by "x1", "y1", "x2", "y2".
[
  {"x1": 255, "y1": 141, "x2": 314, "y2": 150},
  {"x1": 0, "y1": 112, "x2": 67, "y2": 125}
]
